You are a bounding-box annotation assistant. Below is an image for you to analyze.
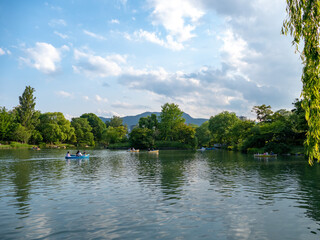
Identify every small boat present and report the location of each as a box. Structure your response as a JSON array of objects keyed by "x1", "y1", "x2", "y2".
[
  {"x1": 205, "y1": 147, "x2": 215, "y2": 150},
  {"x1": 128, "y1": 149, "x2": 139, "y2": 153},
  {"x1": 65, "y1": 154, "x2": 90, "y2": 159},
  {"x1": 31, "y1": 147, "x2": 41, "y2": 150},
  {"x1": 197, "y1": 147, "x2": 206, "y2": 151},
  {"x1": 254, "y1": 153, "x2": 277, "y2": 158},
  {"x1": 148, "y1": 150, "x2": 159, "y2": 154}
]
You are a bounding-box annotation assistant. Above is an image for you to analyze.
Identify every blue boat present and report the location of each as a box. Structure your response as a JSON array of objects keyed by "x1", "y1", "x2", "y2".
[
  {"x1": 205, "y1": 147, "x2": 215, "y2": 150},
  {"x1": 65, "y1": 154, "x2": 90, "y2": 160}
]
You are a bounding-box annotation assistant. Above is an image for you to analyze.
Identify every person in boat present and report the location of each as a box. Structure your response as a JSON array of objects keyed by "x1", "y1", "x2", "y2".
[
  {"x1": 76, "y1": 150, "x2": 82, "y2": 156},
  {"x1": 83, "y1": 151, "x2": 87, "y2": 156},
  {"x1": 66, "y1": 151, "x2": 71, "y2": 157}
]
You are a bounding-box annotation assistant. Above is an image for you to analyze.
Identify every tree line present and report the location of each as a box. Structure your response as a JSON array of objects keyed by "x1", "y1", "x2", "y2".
[{"x1": 0, "y1": 86, "x2": 307, "y2": 153}]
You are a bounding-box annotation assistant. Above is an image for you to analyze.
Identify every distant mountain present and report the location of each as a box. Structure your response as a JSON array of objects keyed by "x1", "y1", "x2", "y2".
[{"x1": 99, "y1": 111, "x2": 208, "y2": 130}]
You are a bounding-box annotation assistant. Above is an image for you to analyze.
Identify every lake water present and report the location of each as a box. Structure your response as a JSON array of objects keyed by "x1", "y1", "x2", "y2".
[{"x1": 1, "y1": 149, "x2": 320, "y2": 239}]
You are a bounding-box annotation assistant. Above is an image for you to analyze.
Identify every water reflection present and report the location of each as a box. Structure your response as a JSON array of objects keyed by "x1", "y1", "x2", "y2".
[
  {"x1": 11, "y1": 160, "x2": 32, "y2": 217},
  {"x1": 1, "y1": 149, "x2": 320, "y2": 239}
]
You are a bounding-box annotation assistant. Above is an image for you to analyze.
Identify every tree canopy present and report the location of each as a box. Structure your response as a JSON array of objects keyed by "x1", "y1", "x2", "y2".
[
  {"x1": 252, "y1": 104, "x2": 273, "y2": 122},
  {"x1": 159, "y1": 103, "x2": 185, "y2": 141},
  {"x1": 71, "y1": 117, "x2": 95, "y2": 146},
  {"x1": 16, "y1": 86, "x2": 37, "y2": 129},
  {"x1": 208, "y1": 111, "x2": 240, "y2": 145},
  {"x1": 80, "y1": 113, "x2": 106, "y2": 142},
  {"x1": 106, "y1": 116, "x2": 123, "y2": 128},
  {"x1": 38, "y1": 112, "x2": 76, "y2": 144}
]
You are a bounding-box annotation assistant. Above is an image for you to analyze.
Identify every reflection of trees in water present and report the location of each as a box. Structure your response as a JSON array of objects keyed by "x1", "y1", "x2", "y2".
[
  {"x1": 0, "y1": 149, "x2": 33, "y2": 217},
  {"x1": 1, "y1": 149, "x2": 68, "y2": 217},
  {"x1": 133, "y1": 150, "x2": 197, "y2": 200},
  {"x1": 10, "y1": 160, "x2": 32, "y2": 217},
  {"x1": 205, "y1": 150, "x2": 320, "y2": 225},
  {"x1": 295, "y1": 164, "x2": 320, "y2": 222},
  {"x1": 205, "y1": 151, "x2": 301, "y2": 202},
  {"x1": 158, "y1": 151, "x2": 192, "y2": 200},
  {"x1": 134, "y1": 153, "x2": 161, "y2": 186}
]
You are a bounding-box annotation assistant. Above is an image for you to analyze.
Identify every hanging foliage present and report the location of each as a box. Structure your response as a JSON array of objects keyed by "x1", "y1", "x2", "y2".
[{"x1": 282, "y1": 0, "x2": 320, "y2": 165}]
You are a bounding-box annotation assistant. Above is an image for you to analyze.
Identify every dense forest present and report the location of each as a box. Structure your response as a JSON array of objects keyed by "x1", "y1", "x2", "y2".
[{"x1": 0, "y1": 86, "x2": 307, "y2": 154}]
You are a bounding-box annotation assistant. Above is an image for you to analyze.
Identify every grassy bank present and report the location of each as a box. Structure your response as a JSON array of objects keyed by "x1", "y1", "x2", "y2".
[{"x1": 0, "y1": 142, "x2": 33, "y2": 149}]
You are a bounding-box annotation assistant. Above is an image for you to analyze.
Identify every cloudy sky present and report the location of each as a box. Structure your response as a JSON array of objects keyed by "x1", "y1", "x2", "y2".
[{"x1": 0, "y1": 0, "x2": 302, "y2": 119}]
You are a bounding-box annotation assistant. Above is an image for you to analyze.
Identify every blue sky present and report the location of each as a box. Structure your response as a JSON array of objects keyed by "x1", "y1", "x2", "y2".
[{"x1": 0, "y1": 0, "x2": 302, "y2": 119}]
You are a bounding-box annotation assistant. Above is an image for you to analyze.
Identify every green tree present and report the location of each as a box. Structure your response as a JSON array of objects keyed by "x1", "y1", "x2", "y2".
[
  {"x1": 208, "y1": 111, "x2": 240, "y2": 145},
  {"x1": 282, "y1": 1, "x2": 320, "y2": 164},
  {"x1": 229, "y1": 120, "x2": 255, "y2": 149},
  {"x1": 252, "y1": 104, "x2": 273, "y2": 122},
  {"x1": 16, "y1": 86, "x2": 38, "y2": 129},
  {"x1": 241, "y1": 109, "x2": 294, "y2": 154},
  {"x1": 29, "y1": 111, "x2": 42, "y2": 144},
  {"x1": 173, "y1": 123, "x2": 197, "y2": 147},
  {"x1": 14, "y1": 86, "x2": 41, "y2": 143},
  {"x1": 71, "y1": 117, "x2": 95, "y2": 146},
  {"x1": 13, "y1": 124, "x2": 32, "y2": 143},
  {"x1": 138, "y1": 113, "x2": 160, "y2": 141},
  {"x1": 129, "y1": 128, "x2": 154, "y2": 149},
  {"x1": 80, "y1": 113, "x2": 106, "y2": 142},
  {"x1": 106, "y1": 115, "x2": 123, "y2": 128},
  {"x1": 38, "y1": 112, "x2": 76, "y2": 144},
  {"x1": 101, "y1": 125, "x2": 127, "y2": 145},
  {"x1": 139, "y1": 114, "x2": 159, "y2": 130},
  {"x1": 159, "y1": 103, "x2": 185, "y2": 141},
  {"x1": 195, "y1": 121, "x2": 212, "y2": 147},
  {"x1": 0, "y1": 107, "x2": 15, "y2": 141},
  {"x1": 290, "y1": 98, "x2": 307, "y2": 145}
]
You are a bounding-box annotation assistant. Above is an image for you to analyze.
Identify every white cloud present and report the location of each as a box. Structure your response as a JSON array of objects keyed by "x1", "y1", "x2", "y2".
[
  {"x1": 72, "y1": 49, "x2": 124, "y2": 78},
  {"x1": 49, "y1": 19, "x2": 66, "y2": 27},
  {"x1": 117, "y1": 61, "x2": 290, "y2": 118},
  {"x1": 54, "y1": 31, "x2": 68, "y2": 39},
  {"x1": 64, "y1": 113, "x2": 77, "y2": 121},
  {"x1": 0, "y1": 48, "x2": 10, "y2": 55},
  {"x1": 96, "y1": 109, "x2": 123, "y2": 118},
  {"x1": 111, "y1": 101, "x2": 149, "y2": 110},
  {"x1": 126, "y1": 0, "x2": 204, "y2": 51},
  {"x1": 148, "y1": 0, "x2": 204, "y2": 42},
  {"x1": 95, "y1": 95, "x2": 108, "y2": 103},
  {"x1": 83, "y1": 96, "x2": 89, "y2": 101},
  {"x1": 130, "y1": 29, "x2": 184, "y2": 51},
  {"x1": 0, "y1": 48, "x2": 5, "y2": 55},
  {"x1": 20, "y1": 42, "x2": 69, "y2": 74},
  {"x1": 83, "y1": 30, "x2": 106, "y2": 40},
  {"x1": 56, "y1": 90, "x2": 72, "y2": 98},
  {"x1": 218, "y1": 28, "x2": 260, "y2": 80},
  {"x1": 110, "y1": 19, "x2": 120, "y2": 24}
]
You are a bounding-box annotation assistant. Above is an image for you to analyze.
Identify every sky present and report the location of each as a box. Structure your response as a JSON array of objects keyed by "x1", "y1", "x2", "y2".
[{"x1": 0, "y1": 0, "x2": 302, "y2": 120}]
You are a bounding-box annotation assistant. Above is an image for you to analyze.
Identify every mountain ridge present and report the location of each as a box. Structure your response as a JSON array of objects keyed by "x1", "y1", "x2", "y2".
[{"x1": 99, "y1": 112, "x2": 208, "y2": 130}]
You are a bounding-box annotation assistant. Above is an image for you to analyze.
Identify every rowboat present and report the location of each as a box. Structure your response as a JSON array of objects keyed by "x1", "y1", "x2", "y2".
[
  {"x1": 31, "y1": 147, "x2": 41, "y2": 150},
  {"x1": 197, "y1": 147, "x2": 206, "y2": 151},
  {"x1": 254, "y1": 154, "x2": 277, "y2": 158},
  {"x1": 128, "y1": 149, "x2": 139, "y2": 152},
  {"x1": 65, "y1": 154, "x2": 90, "y2": 159},
  {"x1": 206, "y1": 147, "x2": 215, "y2": 150},
  {"x1": 148, "y1": 150, "x2": 159, "y2": 154}
]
